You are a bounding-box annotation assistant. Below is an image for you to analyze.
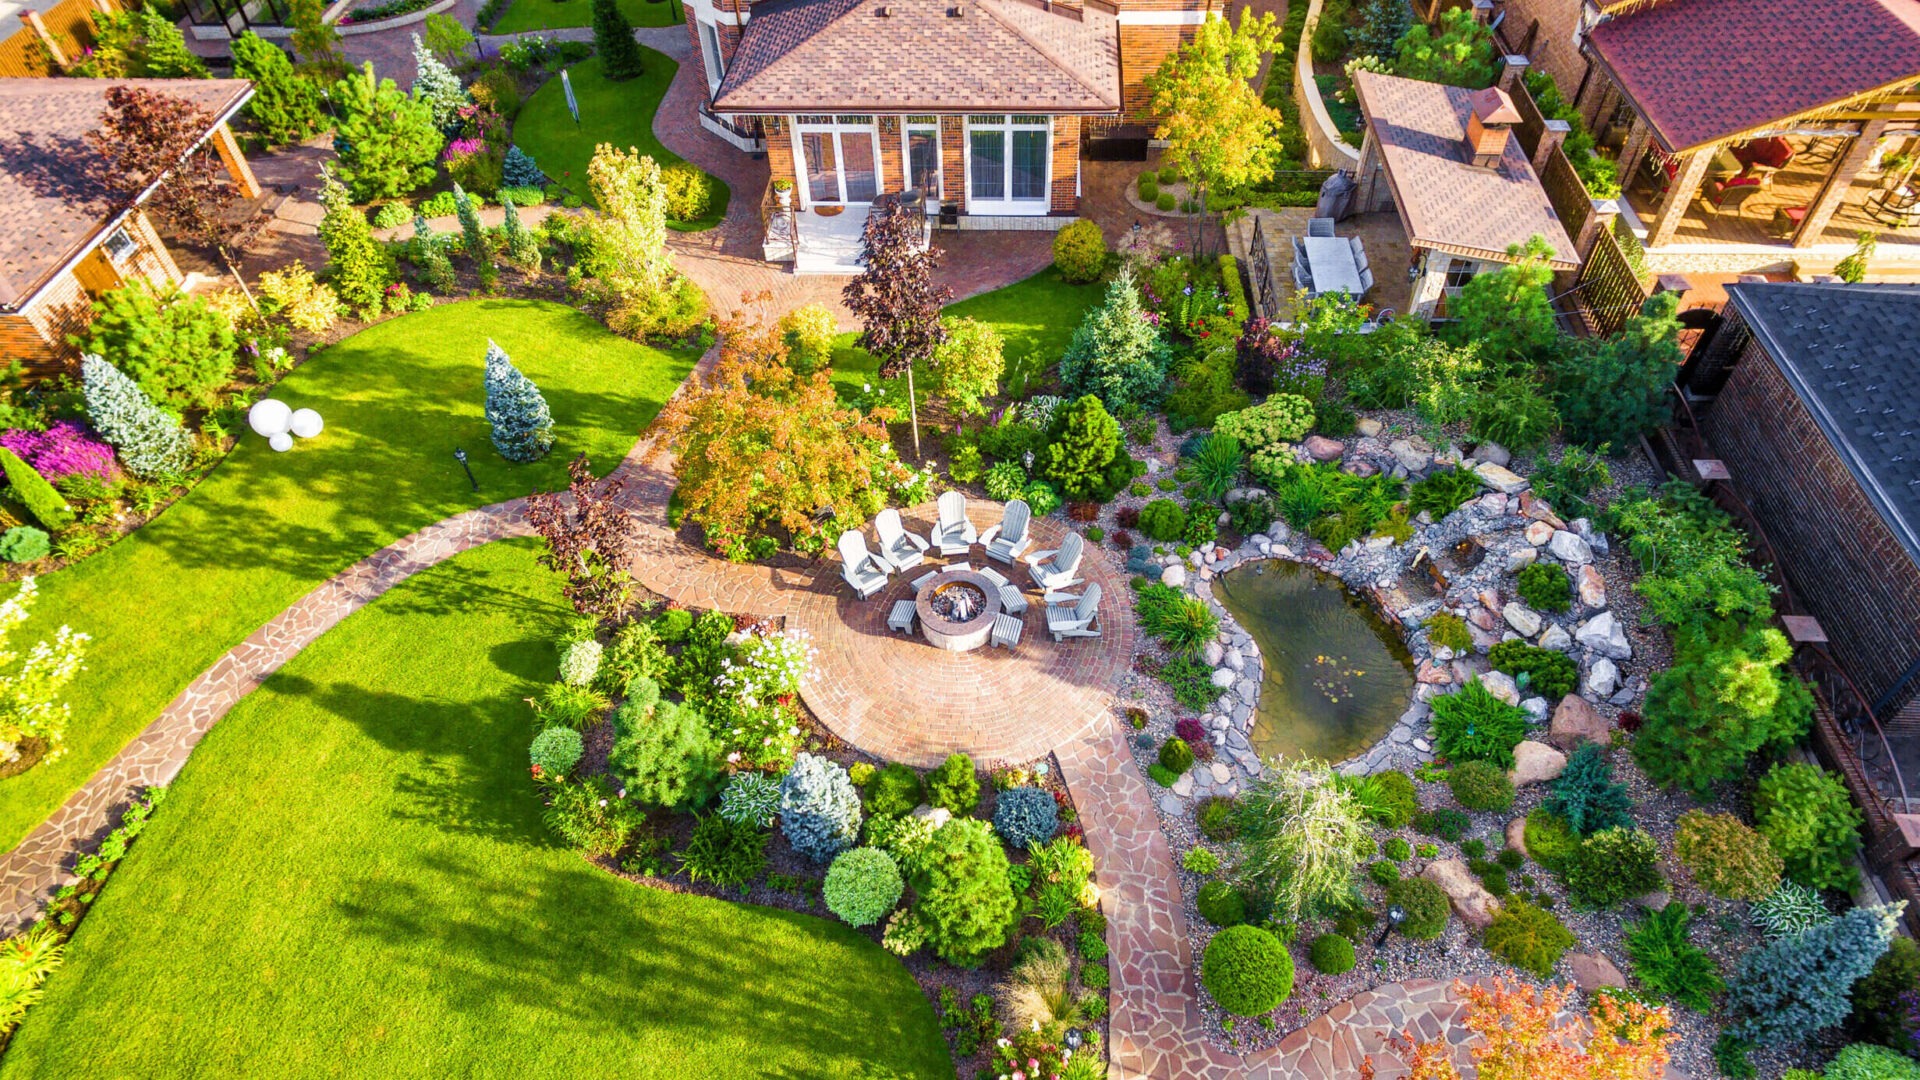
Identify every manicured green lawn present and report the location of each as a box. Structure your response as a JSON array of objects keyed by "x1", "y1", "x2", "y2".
[
  {"x1": 491, "y1": 0, "x2": 680, "y2": 33},
  {"x1": 0, "y1": 539, "x2": 953, "y2": 1079},
  {"x1": 829, "y1": 266, "x2": 1106, "y2": 401},
  {"x1": 515, "y1": 53, "x2": 730, "y2": 232},
  {"x1": 0, "y1": 301, "x2": 696, "y2": 851}
]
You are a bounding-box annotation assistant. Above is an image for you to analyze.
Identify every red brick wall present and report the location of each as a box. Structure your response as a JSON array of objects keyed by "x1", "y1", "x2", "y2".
[
  {"x1": 1493, "y1": 0, "x2": 1587, "y2": 94},
  {"x1": 1, "y1": 210, "x2": 181, "y2": 378},
  {"x1": 1700, "y1": 331, "x2": 1920, "y2": 711},
  {"x1": 1051, "y1": 114, "x2": 1081, "y2": 212},
  {"x1": 1119, "y1": 24, "x2": 1191, "y2": 120},
  {"x1": 762, "y1": 115, "x2": 795, "y2": 196},
  {"x1": 941, "y1": 115, "x2": 966, "y2": 209},
  {"x1": 878, "y1": 117, "x2": 906, "y2": 197}
]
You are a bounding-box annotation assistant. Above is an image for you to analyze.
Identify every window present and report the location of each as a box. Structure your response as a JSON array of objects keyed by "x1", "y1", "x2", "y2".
[
  {"x1": 101, "y1": 226, "x2": 136, "y2": 263},
  {"x1": 698, "y1": 22, "x2": 726, "y2": 95},
  {"x1": 906, "y1": 124, "x2": 940, "y2": 198},
  {"x1": 794, "y1": 116, "x2": 880, "y2": 204},
  {"x1": 964, "y1": 115, "x2": 1049, "y2": 213},
  {"x1": 1443, "y1": 259, "x2": 1477, "y2": 290}
]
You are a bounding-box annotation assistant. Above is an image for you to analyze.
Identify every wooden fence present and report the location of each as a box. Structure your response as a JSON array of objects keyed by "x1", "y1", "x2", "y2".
[
  {"x1": 1539, "y1": 145, "x2": 1593, "y2": 242},
  {"x1": 1575, "y1": 224, "x2": 1652, "y2": 336},
  {"x1": 0, "y1": 0, "x2": 118, "y2": 77}
]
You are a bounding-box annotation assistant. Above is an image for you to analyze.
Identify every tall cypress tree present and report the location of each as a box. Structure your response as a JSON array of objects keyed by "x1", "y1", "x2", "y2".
[
  {"x1": 591, "y1": 0, "x2": 644, "y2": 80},
  {"x1": 501, "y1": 193, "x2": 540, "y2": 269},
  {"x1": 483, "y1": 341, "x2": 555, "y2": 463}
]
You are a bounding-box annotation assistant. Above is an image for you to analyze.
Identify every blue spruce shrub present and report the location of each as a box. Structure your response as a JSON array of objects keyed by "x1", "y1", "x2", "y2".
[
  {"x1": 992, "y1": 786, "x2": 1059, "y2": 850},
  {"x1": 1727, "y1": 901, "x2": 1902, "y2": 1046},
  {"x1": 503, "y1": 144, "x2": 546, "y2": 188},
  {"x1": 779, "y1": 752, "x2": 863, "y2": 862},
  {"x1": 482, "y1": 339, "x2": 555, "y2": 462},
  {"x1": 79, "y1": 354, "x2": 190, "y2": 478}
]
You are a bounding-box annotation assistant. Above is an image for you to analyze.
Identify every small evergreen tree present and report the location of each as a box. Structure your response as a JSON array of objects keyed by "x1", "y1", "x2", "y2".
[
  {"x1": 482, "y1": 340, "x2": 555, "y2": 462},
  {"x1": 913, "y1": 818, "x2": 1018, "y2": 966},
  {"x1": 1041, "y1": 394, "x2": 1123, "y2": 501},
  {"x1": 1445, "y1": 235, "x2": 1562, "y2": 366},
  {"x1": 1727, "y1": 902, "x2": 1903, "y2": 1046},
  {"x1": 503, "y1": 145, "x2": 546, "y2": 188},
  {"x1": 79, "y1": 355, "x2": 191, "y2": 479},
  {"x1": 231, "y1": 32, "x2": 323, "y2": 147},
  {"x1": 410, "y1": 214, "x2": 456, "y2": 291},
  {"x1": 454, "y1": 182, "x2": 488, "y2": 262},
  {"x1": 317, "y1": 166, "x2": 394, "y2": 316},
  {"x1": 409, "y1": 33, "x2": 466, "y2": 129},
  {"x1": 1393, "y1": 7, "x2": 1497, "y2": 88},
  {"x1": 71, "y1": 281, "x2": 236, "y2": 410},
  {"x1": 779, "y1": 752, "x2": 863, "y2": 862},
  {"x1": 1552, "y1": 291, "x2": 1678, "y2": 449},
  {"x1": 607, "y1": 698, "x2": 721, "y2": 809},
  {"x1": 1059, "y1": 265, "x2": 1171, "y2": 414},
  {"x1": 591, "y1": 0, "x2": 645, "y2": 79},
  {"x1": 288, "y1": 0, "x2": 344, "y2": 76},
  {"x1": 422, "y1": 12, "x2": 474, "y2": 63},
  {"x1": 501, "y1": 192, "x2": 540, "y2": 269},
  {"x1": 1634, "y1": 621, "x2": 1813, "y2": 795},
  {"x1": 331, "y1": 61, "x2": 442, "y2": 201},
  {"x1": 0, "y1": 451, "x2": 72, "y2": 531},
  {"x1": 1352, "y1": 0, "x2": 1410, "y2": 60}
]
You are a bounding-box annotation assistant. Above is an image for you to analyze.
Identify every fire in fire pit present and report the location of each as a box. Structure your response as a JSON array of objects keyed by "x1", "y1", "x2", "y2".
[{"x1": 930, "y1": 581, "x2": 986, "y2": 621}]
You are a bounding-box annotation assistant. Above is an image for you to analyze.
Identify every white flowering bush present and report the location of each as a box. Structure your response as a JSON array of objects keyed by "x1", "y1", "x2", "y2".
[
  {"x1": 894, "y1": 462, "x2": 936, "y2": 507},
  {"x1": 716, "y1": 700, "x2": 803, "y2": 772},
  {"x1": 0, "y1": 578, "x2": 89, "y2": 765},
  {"x1": 558, "y1": 639, "x2": 603, "y2": 688},
  {"x1": 718, "y1": 771, "x2": 783, "y2": 827},
  {"x1": 715, "y1": 626, "x2": 815, "y2": 707}
]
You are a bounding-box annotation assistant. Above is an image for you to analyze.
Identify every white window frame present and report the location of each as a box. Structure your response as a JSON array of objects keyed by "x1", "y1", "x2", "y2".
[
  {"x1": 101, "y1": 225, "x2": 137, "y2": 264},
  {"x1": 963, "y1": 114, "x2": 1051, "y2": 216},
  {"x1": 902, "y1": 116, "x2": 941, "y2": 199},
  {"x1": 789, "y1": 115, "x2": 881, "y2": 208},
  {"x1": 697, "y1": 20, "x2": 726, "y2": 96}
]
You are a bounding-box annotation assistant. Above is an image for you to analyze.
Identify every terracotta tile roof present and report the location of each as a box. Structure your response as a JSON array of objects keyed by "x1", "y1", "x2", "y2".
[
  {"x1": 1727, "y1": 282, "x2": 1920, "y2": 564},
  {"x1": 1353, "y1": 70, "x2": 1579, "y2": 270},
  {"x1": 712, "y1": 0, "x2": 1120, "y2": 114},
  {"x1": 0, "y1": 78, "x2": 252, "y2": 311},
  {"x1": 1587, "y1": 0, "x2": 1920, "y2": 154}
]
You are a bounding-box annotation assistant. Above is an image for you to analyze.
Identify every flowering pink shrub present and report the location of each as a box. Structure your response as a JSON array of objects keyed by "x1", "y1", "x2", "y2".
[
  {"x1": 442, "y1": 137, "x2": 487, "y2": 163},
  {"x1": 0, "y1": 422, "x2": 118, "y2": 482}
]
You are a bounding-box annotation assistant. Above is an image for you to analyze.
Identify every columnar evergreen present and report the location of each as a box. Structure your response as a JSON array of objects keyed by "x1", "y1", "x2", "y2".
[
  {"x1": 410, "y1": 213, "x2": 455, "y2": 291},
  {"x1": 409, "y1": 33, "x2": 465, "y2": 128},
  {"x1": 318, "y1": 166, "x2": 393, "y2": 315},
  {"x1": 502, "y1": 193, "x2": 539, "y2": 269},
  {"x1": 454, "y1": 182, "x2": 489, "y2": 263},
  {"x1": 590, "y1": 0, "x2": 644, "y2": 79},
  {"x1": 79, "y1": 354, "x2": 191, "y2": 478},
  {"x1": 483, "y1": 340, "x2": 555, "y2": 462}
]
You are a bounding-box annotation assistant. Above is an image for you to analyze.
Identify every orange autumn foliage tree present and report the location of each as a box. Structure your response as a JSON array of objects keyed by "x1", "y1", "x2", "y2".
[
  {"x1": 658, "y1": 316, "x2": 907, "y2": 560},
  {"x1": 1360, "y1": 978, "x2": 1675, "y2": 1080}
]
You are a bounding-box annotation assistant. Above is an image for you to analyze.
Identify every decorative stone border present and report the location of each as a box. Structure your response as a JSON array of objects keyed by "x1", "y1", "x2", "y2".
[{"x1": 336, "y1": 0, "x2": 458, "y2": 36}]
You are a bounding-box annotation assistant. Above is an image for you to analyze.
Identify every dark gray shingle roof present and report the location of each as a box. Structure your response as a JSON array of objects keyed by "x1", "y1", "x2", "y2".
[{"x1": 1728, "y1": 282, "x2": 1920, "y2": 564}]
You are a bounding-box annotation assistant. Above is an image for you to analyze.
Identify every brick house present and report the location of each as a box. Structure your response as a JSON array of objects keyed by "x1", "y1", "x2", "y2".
[
  {"x1": 1677, "y1": 281, "x2": 1920, "y2": 921},
  {"x1": 681, "y1": 0, "x2": 1221, "y2": 263},
  {"x1": 0, "y1": 77, "x2": 258, "y2": 374}
]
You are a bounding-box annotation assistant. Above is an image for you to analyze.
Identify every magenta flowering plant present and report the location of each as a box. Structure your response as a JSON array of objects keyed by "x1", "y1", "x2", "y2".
[
  {"x1": 442, "y1": 137, "x2": 487, "y2": 163},
  {"x1": 0, "y1": 422, "x2": 118, "y2": 482}
]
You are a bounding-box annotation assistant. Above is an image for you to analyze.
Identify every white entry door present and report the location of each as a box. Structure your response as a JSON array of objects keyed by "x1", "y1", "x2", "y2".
[{"x1": 794, "y1": 116, "x2": 880, "y2": 207}]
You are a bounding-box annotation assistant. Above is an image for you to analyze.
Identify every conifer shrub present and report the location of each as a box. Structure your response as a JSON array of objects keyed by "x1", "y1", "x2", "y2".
[
  {"x1": 1674, "y1": 810, "x2": 1783, "y2": 901},
  {"x1": 1386, "y1": 877, "x2": 1449, "y2": 939},
  {"x1": 926, "y1": 752, "x2": 980, "y2": 814},
  {"x1": 0, "y1": 450, "x2": 71, "y2": 531},
  {"x1": 1727, "y1": 902, "x2": 1901, "y2": 1047},
  {"x1": 79, "y1": 354, "x2": 190, "y2": 479},
  {"x1": 482, "y1": 340, "x2": 555, "y2": 462},
  {"x1": 992, "y1": 787, "x2": 1059, "y2": 850},
  {"x1": 913, "y1": 818, "x2": 1017, "y2": 966},
  {"x1": 1201, "y1": 925, "x2": 1293, "y2": 1015},
  {"x1": 780, "y1": 752, "x2": 864, "y2": 863},
  {"x1": 864, "y1": 762, "x2": 924, "y2": 817},
  {"x1": 824, "y1": 847, "x2": 904, "y2": 927}
]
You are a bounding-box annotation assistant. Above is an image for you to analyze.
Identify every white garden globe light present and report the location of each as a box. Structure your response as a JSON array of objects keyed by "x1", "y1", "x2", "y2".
[
  {"x1": 248, "y1": 398, "x2": 292, "y2": 437},
  {"x1": 269, "y1": 432, "x2": 294, "y2": 452},
  {"x1": 289, "y1": 408, "x2": 324, "y2": 439}
]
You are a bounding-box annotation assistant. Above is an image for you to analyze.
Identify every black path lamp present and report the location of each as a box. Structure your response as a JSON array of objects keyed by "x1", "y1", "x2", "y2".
[
  {"x1": 454, "y1": 448, "x2": 479, "y2": 492},
  {"x1": 1375, "y1": 903, "x2": 1407, "y2": 947}
]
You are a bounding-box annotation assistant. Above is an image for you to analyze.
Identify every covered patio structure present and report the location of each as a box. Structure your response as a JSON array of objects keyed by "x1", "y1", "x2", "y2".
[{"x1": 1581, "y1": 0, "x2": 1920, "y2": 270}]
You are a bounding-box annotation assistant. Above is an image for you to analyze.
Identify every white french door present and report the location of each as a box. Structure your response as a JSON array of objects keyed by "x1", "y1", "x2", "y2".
[
  {"x1": 792, "y1": 115, "x2": 880, "y2": 207},
  {"x1": 965, "y1": 114, "x2": 1051, "y2": 215}
]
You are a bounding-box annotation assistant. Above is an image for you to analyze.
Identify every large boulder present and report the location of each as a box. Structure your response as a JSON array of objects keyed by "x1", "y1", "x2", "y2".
[
  {"x1": 1474, "y1": 441, "x2": 1512, "y2": 467},
  {"x1": 1423, "y1": 859, "x2": 1500, "y2": 929},
  {"x1": 1547, "y1": 529, "x2": 1593, "y2": 565},
  {"x1": 1305, "y1": 435, "x2": 1345, "y2": 462},
  {"x1": 1567, "y1": 953, "x2": 1627, "y2": 992},
  {"x1": 1480, "y1": 670, "x2": 1521, "y2": 706},
  {"x1": 1549, "y1": 695, "x2": 1612, "y2": 749},
  {"x1": 1574, "y1": 611, "x2": 1632, "y2": 661},
  {"x1": 1506, "y1": 817, "x2": 1529, "y2": 859},
  {"x1": 1586, "y1": 657, "x2": 1620, "y2": 698},
  {"x1": 1509, "y1": 740, "x2": 1568, "y2": 787},
  {"x1": 1576, "y1": 564, "x2": 1607, "y2": 609},
  {"x1": 1524, "y1": 520, "x2": 1555, "y2": 546},
  {"x1": 1538, "y1": 623, "x2": 1572, "y2": 652},
  {"x1": 1474, "y1": 462, "x2": 1528, "y2": 495},
  {"x1": 1160, "y1": 564, "x2": 1187, "y2": 588}
]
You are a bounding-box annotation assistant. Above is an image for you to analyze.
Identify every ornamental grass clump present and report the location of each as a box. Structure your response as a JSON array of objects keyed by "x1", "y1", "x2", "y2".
[
  {"x1": 779, "y1": 752, "x2": 863, "y2": 862},
  {"x1": 999, "y1": 937, "x2": 1083, "y2": 1033},
  {"x1": 824, "y1": 847, "x2": 904, "y2": 927},
  {"x1": 1233, "y1": 759, "x2": 1370, "y2": 921}
]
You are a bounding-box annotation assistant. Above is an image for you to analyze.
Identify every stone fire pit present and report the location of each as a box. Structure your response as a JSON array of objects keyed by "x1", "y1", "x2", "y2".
[{"x1": 916, "y1": 569, "x2": 1002, "y2": 652}]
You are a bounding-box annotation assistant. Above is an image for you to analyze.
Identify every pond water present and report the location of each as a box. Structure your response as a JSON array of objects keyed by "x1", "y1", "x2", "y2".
[{"x1": 1213, "y1": 561, "x2": 1416, "y2": 764}]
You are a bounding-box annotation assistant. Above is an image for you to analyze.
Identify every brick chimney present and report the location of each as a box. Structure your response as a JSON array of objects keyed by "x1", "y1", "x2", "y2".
[{"x1": 1464, "y1": 86, "x2": 1522, "y2": 170}]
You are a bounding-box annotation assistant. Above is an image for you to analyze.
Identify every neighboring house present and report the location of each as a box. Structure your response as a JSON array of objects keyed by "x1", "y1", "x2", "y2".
[
  {"x1": 683, "y1": 0, "x2": 1221, "y2": 265},
  {"x1": 1350, "y1": 66, "x2": 1579, "y2": 318},
  {"x1": 0, "y1": 77, "x2": 259, "y2": 373},
  {"x1": 1461, "y1": 0, "x2": 1920, "y2": 276},
  {"x1": 1676, "y1": 280, "x2": 1920, "y2": 930}
]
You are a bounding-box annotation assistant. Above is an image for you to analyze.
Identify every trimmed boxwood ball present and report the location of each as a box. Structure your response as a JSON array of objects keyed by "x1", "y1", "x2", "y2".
[
  {"x1": 1201, "y1": 924, "x2": 1294, "y2": 1016},
  {"x1": 529, "y1": 725, "x2": 583, "y2": 778},
  {"x1": 823, "y1": 847, "x2": 904, "y2": 927},
  {"x1": 992, "y1": 786, "x2": 1060, "y2": 850},
  {"x1": 1137, "y1": 498, "x2": 1187, "y2": 542},
  {"x1": 1309, "y1": 933, "x2": 1357, "y2": 975},
  {"x1": 1159, "y1": 736, "x2": 1195, "y2": 776},
  {"x1": 1197, "y1": 880, "x2": 1246, "y2": 927},
  {"x1": 1448, "y1": 760, "x2": 1515, "y2": 812},
  {"x1": 864, "y1": 762, "x2": 925, "y2": 817},
  {"x1": 1386, "y1": 877, "x2": 1450, "y2": 940},
  {"x1": 1052, "y1": 219, "x2": 1107, "y2": 284}
]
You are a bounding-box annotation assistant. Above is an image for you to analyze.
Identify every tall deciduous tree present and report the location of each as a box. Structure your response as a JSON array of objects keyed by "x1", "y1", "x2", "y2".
[
  {"x1": 231, "y1": 32, "x2": 325, "y2": 147},
  {"x1": 930, "y1": 315, "x2": 1004, "y2": 416},
  {"x1": 659, "y1": 318, "x2": 908, "y2": 555},
  {"x1": 842, "y1": 201, "x2": 951, "y2": 458},
  {"x1": 584, "y1": 143, "x2": 671, "y2": 295},
  {"x1": 422, "y1": 11, "x2": 474, "y2": 64},
  {"x1": 330, "y1": 61, "x2": 442, "y2": 201},
  {"x1": 526, "y1": 454, "x2": 638, "y2": 616},
  {"x1": 591, "y1": 0, "x2": 645, "y2": 80},
  {"x1": 1145, "y1": 10, "x2": 1283, "y2": 233}
]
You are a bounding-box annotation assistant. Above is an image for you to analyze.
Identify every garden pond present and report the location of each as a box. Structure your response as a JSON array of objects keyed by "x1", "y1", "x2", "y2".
[{"x1": 1213, "y1": 560, "x2": 1415, "y2": 763}]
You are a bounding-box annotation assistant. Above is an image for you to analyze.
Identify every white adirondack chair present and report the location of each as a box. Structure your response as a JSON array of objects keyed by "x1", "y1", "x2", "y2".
[
  {"x1": 931, "y1": 490, "x2": 977, "y2": 555},
  {"x1": 979, "y1": 499, "x2": 1032, "y2": 564},
  {"x1": 1046, "y1": 582, "x2": 1103, "y2": 641},
  {"x1": 838, "y1": 530, "x2": 890, "y2": 599},
  {"x1": 874, "y1": 508, "x2": 929, "y2": 571},
  {"x1": 1026, "y1": 531, "x2": 1084, "y2": 592}
]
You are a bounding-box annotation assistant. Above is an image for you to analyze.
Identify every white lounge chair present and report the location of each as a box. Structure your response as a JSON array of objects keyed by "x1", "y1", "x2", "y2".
[
  {"x1": 931, "y1": 490, "x2": 977, "y2": 555},
  {"x1": 1026, "y1": 531, "x2": 1084, "y2": 592},
  {"x1": 1046, "y1": 583, "x2": 1103, "y2": 641},
  {"x1": 979, "y1": 499, "x2": 1032, "y2": 564},
  {"x1": 838, "y1": 530, "x2": 891, "y2": 600},
  {"x1": 911, "y1": 570, "x2": 939, "y2": 591},
  {"x1": 874, "y1": 508, "x2": 929, "y2": 571}
]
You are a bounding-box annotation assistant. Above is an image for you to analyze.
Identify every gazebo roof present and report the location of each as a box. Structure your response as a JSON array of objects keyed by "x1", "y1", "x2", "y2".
[{"x1": 1587, "y1": 0, "x2": 1920, "y2": 153}]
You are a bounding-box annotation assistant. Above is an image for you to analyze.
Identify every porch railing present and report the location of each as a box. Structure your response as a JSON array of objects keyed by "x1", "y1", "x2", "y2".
[
  {"x1": 1571, "y1": 224, "x2": 1650, "y2": 336},
  {"x1": 759, "y1": 180, "x2": 798, "y2": 265},
  {"x1": 1249, "y1": 215, "x2": 1281, "y2": 319}
]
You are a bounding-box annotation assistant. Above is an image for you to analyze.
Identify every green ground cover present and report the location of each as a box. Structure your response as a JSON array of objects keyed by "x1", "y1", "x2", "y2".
[
  {"x1": 828, "y1": 266, "x2": 1106, "y2": 400},
  {"x1": 0, "y1": 300, "x2": 696, "y2": 851},
  {"x1": 515, "y1": 53, "x2": 730, "y2": 231},
  {"x1": 0, "y1": 539, "x2": 953, "y2": 1079},
  {"x1": 491, "y1": 0, "x2": 681, "y2": 33}
]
